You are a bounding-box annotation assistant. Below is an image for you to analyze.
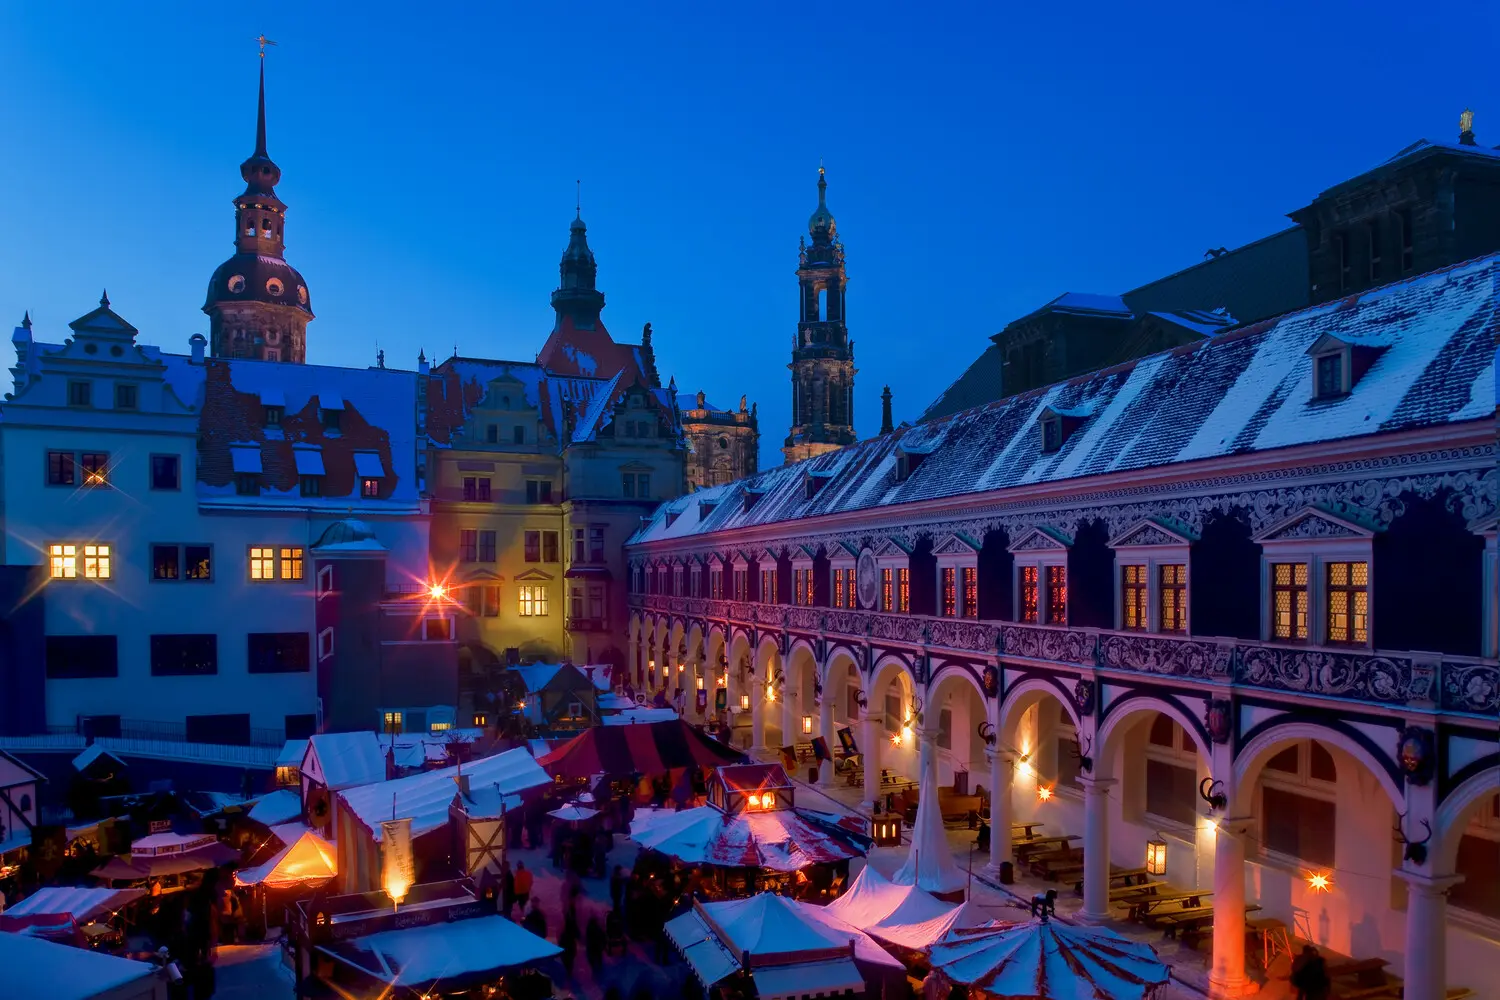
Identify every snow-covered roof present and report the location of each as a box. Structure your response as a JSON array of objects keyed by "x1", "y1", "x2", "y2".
[
  {"x1": 629, "y1": 804, "x2": 866, "y2": 870},
  {"x1": 425, "y1": 356, "x2": 614, "y2": 448},
  {"x1": 71, "y1": 744, "x2": 125, "y2": 774},
  {"x1": 247, "y1": 788, "x2": 303, "y2": 827},
  {"x1": 306, "y1": 732, "x2": 387, "y2": 791},
  {"x1": 339, "y1": 747, "x2": 550, "y2": 842},
  {"x1": 0, "y1": 930, "x2": 163, "y2": 1000},
  {"x1": 0, "y1": 886, "x2": 145, "y2": 923},
  {"x1": 633, "y1": 253, "x2": 1498, "y2": 546},
  {"x1": 318, "y1": 914, "x2": 560, "y2": 988},
  {"x1": 275, "y1": 739, "x2": 308, "y2": 768}
]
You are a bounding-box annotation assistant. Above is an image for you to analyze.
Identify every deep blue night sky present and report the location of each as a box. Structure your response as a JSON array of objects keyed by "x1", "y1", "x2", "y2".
[{"x1": 2, "y1": 2, "x2": 1495, "y2": 467}]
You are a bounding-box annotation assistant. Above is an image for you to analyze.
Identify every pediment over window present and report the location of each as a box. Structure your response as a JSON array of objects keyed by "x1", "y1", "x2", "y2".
[
  {"x1": 932, "y1": 532, "x2": 982, "y2": 556},
  {"x1": 1253, "y1": 503, "x2": 1381, "y2": 544},
  {"x1": 515, "y1": 568, "x2": 554, "y2": 581},
  {"x1": 797, "y1": 544, "x2": 818, "y2": 560},
  {"x1": 462, "y1": 568, "x2": 505, "y2": 582},
  {"x1": 1009, "y1": 525, "x2": 1073, "y2": 552},
  {"x1": 753, "y1": 547, "x2": 781, "y2": 563},
  {"x1": 837, "y1": 540, "x2": 860, "y2": 558},
  {"x1": 1108, "y1": 516, "x2": 1199, "y2": 549},
  {"x1": 873, "y1": 536, "x2": 912, "y2": 559}
]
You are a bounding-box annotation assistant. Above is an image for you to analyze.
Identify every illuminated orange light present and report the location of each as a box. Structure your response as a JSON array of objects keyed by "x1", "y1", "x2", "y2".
[
  {"x1": 1307, "y1": 872, "x2": 1332, "y2": 893},
  {"x1": 428, "y1": 583, "x2": 446, "y2": 599},
  {"x1": 1037, "y1": 785, "x2": 1054, "y2": 802}
]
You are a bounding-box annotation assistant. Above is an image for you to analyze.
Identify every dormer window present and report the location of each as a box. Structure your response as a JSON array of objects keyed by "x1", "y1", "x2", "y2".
[
  {"x1": 1041, "y1": 417, "x2": 1063, "y2": 453},
  {"x1": 1314, "y1": 352, "x2": 1346, "y2": 398},
  {"x1": 1037, "y1": 406, "x2": 1088, "y2": 454},
  {"x1": 264, "y1": 405, "x2": 283, "y2": 426},
  {"x1": 699, "y1": 500, "x2": 717, "y2": 520},
  {"x1": 1307, "y1": 334, "x2": 1384, "y2": 402},
  {"x1": 322, "y1": 409, "x2": 341, "y2": 431},
  {"x1": 895, "y1": 446, "x2": 930, "y2": 482},
  {"x1": 805, "y1": 470, "x2": 833, "y2": 499}
]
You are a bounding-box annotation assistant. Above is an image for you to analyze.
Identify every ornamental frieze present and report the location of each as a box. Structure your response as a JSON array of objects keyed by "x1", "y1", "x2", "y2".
[
  {"x1": 1000, "y1": 625, "x2": 1093, "y2": 666},
  {"x1": 1097, "y1": 634, "x2": 1234, "y2": 680},
  {"x1": 1237, "y1": 647, "x2": 1416, "y2": 704},
  {"x1": 1440, "y1": 662, "x2": 1500, "y2": 715}
]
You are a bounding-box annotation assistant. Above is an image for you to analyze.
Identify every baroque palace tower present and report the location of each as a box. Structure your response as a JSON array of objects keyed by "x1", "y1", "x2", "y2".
[
  {"x1": 783, "y1": 167, "x2": 857, "y2": 463},
  {"x1": 203, "y1": 52, "x2": 313, "y2": 363}
]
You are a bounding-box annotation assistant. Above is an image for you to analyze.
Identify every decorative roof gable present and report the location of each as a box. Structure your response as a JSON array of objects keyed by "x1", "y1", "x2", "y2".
[
  {"x1": 873, "y1": 536, "x2": 912, "y2": 558},
  {"x1": 1109, "y1": 516, "x2": 1199, "y2": 548},
  {"x1": 932, "y1": 532, "x2": 982, "y2": 556},
  {"x1": 1253, "y1": 503, "x2": 1382, "y2": 544},
  {"x1": 1010, "y1": 525, "x2": 1073, "y2": 552}
]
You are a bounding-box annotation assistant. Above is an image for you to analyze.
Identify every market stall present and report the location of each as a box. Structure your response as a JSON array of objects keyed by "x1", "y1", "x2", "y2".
[
  {"x1": 90, "y1": 832, "x2": 241, "y2": 890},
  {"x1": 666, "y1": 893, "x2": 906, "y2": 1000},
  {"x1": 929, "y1": 918, "x2": 1171, "y2": 1000},
  {"x1": 0, "y1": 886, "x2": 146, "y2": 948},
  {"x1": 537, "y1": 718, "x2": 744, "y2": 782},
  {"x1": 823, "y1": 865, "x2": 982, "y2": 953}
]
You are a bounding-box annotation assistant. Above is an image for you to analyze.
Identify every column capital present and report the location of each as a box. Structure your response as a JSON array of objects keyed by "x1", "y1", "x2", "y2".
[
  {"x1": 1214, "y1": 815, "x2": 1255, "y2": 839},
  {"x1": 1394, "y1": 869, "x2": 1465, "y2": 896},
  {"x1": 984, "y1": 746, "x2": 1014, "y2": 766},
  {"x1": 1077, "y1": 776, "x2": 1117, "y2": 796}
]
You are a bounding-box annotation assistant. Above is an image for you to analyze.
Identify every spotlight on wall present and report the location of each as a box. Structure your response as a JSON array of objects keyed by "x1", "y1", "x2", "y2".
[
  {"x1": 1037, "y1": 785, "x2": 1054, "y2": 802},
  {"x1": 1145, "y1": 838, "x2": 1168, "y2": 877}
]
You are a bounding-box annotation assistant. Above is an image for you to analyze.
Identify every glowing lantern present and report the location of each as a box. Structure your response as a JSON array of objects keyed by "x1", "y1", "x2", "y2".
[
  {"x1": 802, "y1": 715, "x2": 813, "y2": 735},
  {"x1": 1145, "y1": 839, "x2": 1168, "y2": 876},
  {"x1": 1307, "y1": 872, "x2": 1332, "y2": 893},
  {"x1": 696, "y1": 676, "x2": 705, "y2": 690},
  {"x1": 747, "y1": 793, "x2": 761, "y2": 808},
  {"x1": 901, "y1": 724, "x2": 914, "y2": 745},
  {"x1": 766, "y1": 684, "x2": 776, "y2": 703},
  {"x1": 678, "y1": 662, "x2": 685, "y2": 672},
  {"x1": 740, "y1": 694, "x2": 751, "y2": 711},
  {"x1": 1037, "y1": 785, "x2": 1054, "y2": 802}
]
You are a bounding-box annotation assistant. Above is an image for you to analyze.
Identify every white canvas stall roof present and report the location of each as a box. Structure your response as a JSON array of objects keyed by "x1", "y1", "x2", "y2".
[
  {"x1": 340, "y1": 747, "x2": 550, "y2": 842},
  {"x1": 603, "y1": 707, "x2": 678, "y2": 725},
  {"x1": 665, "y1": 909, "x2": 740, "y2": 987},
  {"x1": 247, "y1": 789, "x2": 302, "y2": 827},
  {"x1": 130, "y1": 832, "x2": 216, "y2": 856},
  {"x1": 230, "y1": 444, "x2": 263, "y2": 473},
  {"x1": 823, "y1": 865, "x2": 980, "y2": 950},
  {"x1": 234, "y1": 829, "x2": 335, "y2": 889},
  {"x1": 0, "y1": 929, "x2": 164, "y2": 1000},
  {"x1": 706, "y1": 892, "x2": 853, "y2": 956},
  {"x1": 319, "y1": 914, "x2": 560, "y2": 987},
  {"x1": 306, "y1": 732, "x2": 386, "y2": 790},
  {"x1": 292, "y1": 444, "x2": 326, "y2": 476},
  {"x1": 753, "y1": 960, "x2": 864, "y2": 1000},
  {"x1": 0, "y1": 886, "x2": 144, "y2": 923},
  {"x1": 353, "y1": 451, "x2": 385, "y2": 478}
]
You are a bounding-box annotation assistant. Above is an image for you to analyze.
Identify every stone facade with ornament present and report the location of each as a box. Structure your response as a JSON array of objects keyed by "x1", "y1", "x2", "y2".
[{"x1": 625, "y1": 247, "x2": 1499, "y2": 1000}]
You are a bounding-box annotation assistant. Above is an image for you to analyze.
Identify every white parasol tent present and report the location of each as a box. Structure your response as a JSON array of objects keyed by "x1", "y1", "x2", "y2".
[
  {"x1": 929, "y1": 918, "x2": 1170, "y2": 1000},
  {"x1": 234, "y1": 828, "x2": 336, "y2": 889},
  {"x1": 824, "y1": 864, "x2": 983, "y2": 951}
]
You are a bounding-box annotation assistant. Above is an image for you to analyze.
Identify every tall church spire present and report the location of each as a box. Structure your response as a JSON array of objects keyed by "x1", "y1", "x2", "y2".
[
  {"x1": 783, "y1": 166, "x2": 857, "y2": 464},
  {"x1": 203, "y1": 43, "x2": 313, "y2": 363},
  {"x1": 551, "y1": 205, "x2": 606, "y2": 330}
]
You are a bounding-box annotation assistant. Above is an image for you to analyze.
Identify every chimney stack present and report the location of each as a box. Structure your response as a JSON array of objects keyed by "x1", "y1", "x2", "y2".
[
  {"x1": 880, "y1": 385, "x2": 894, "y2": 435},
  {"x1": 189, "y1": 333, "x2": 206, "y2": 365}
]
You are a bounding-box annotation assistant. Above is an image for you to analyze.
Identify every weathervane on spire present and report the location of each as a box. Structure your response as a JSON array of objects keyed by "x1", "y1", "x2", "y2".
[
  {"x1": 575, "y1": 179, "x2": 581, "y2": 217},
  {"x1": 257, "y1": 35, "x2": 277, "y2": 58}
]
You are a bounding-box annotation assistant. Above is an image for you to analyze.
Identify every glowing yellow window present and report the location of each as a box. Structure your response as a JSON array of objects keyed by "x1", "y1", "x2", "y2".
[
  {"x1": 280, "y1": 546, "x2": 305, "y2": 581},
  {"x1": 50, "y1": 544, "x2": 77, "y2": 579},
  {"x1": 83, "y1": 544, "x2": 111, "y2": 579},
  {"x1": 1326, "y1": 561, "x2": 1369, "y2": 645},
  {"x1": 249, "y1": 547, "x2": 276, "y2": 581}
]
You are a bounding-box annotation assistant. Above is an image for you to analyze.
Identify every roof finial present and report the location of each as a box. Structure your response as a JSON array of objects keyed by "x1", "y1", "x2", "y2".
[
  {"x1": 100, "y1": 289, "x2": 110, "y2": 308},
  {"x1": 575, "y1": 179, "x2": 581, "y2": 219},
  {"x1": 1459, "y1": 107, "x2": 1476, "y2": 146},
  {"x1": 254, "y1": 36, "x2": 275, "y2": 158},
  {"x1": 22, "y1": 310, "x2": 31, "y2": 330}
]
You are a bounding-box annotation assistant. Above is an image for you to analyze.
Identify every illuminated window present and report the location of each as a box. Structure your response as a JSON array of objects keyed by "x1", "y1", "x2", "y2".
[
  {"x1": 81, "y1": 452, "x2": 110, "y2": 487},
  {"x1": 519, "y1": 585, "x2": 549, "y2": 617},
  {"x1": 881, "y1": 568, "x2": 893, "y2": 612},
  {"x1": 897, "y1": 568, "x2": 910, "y2": 613},
  {"x1": 431, "y1": 721, "x2": 452, "y2": 732},
  {"x1": 280, "y1": 547, "x2": 304, "y2": 581},
  {"x1": 49, "y1": 544, "x2": 77, "y2": 579},
  {"x1": 760, "y1": 568, "x2": 777, "y2": 604},
  {"x1": 361, "y1": 478, "x2": 380, "y2": 498},
  {"x1": 1271, "y1": 563, "x2": 1309, "y2": 641},
  {"x1": 1021, "y1": 566, "x2": 1039, "y2": 623},
  {"x1": 833, "y1": 568, "x2": 846, "y2": 608},
  {"x1": 941, "y1": 568, "x2": 957, "y2": 617},
  {"x1": 1122, "y1": 565, "x2": 1147, "y2": 630},
  {"x1": 249, "y1": 546, "x2": 276, "y2": 581},
  {"x1": 383, "y1": 711, "x2": 403, "y2": 730},
  {"x1": 1045, "y1": 566, "x2": 1067, "y2": 624},
  {"x1": 962, "y1": 567, "x2": 978, "y2": 619},
  {"x1": 81, "y1": 544, "x2": 110, "y2": 579},
  {"x1": 1159, "y1": 564, "x2": 1186, "y2": 633},
  {"x1": 1325, "y1": 562, "x2": 1369, "y2": 645}
]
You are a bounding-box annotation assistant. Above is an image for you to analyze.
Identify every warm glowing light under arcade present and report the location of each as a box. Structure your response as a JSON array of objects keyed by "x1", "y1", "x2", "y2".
[
  {"x1": 740, "y1": 694, "x2": 751, "y2": 710},
  {"x1": 1145, "y1": 838, "x2": 1168, "y2": 876},
  {"x1": 766, "y1": 684, "x2": 776, "y2": 702},
  {"x1": 1307, "y1": 872, "x2": 1332, "y2": 893},
  {"x1": 802, "y1": 715, "x2": 813, "y2": 734},
  {"x1": 696, "y1": 677, "x2": 705, "y2": 690},
  {"x1": 1037, "y1": 785, "x2": 1054, "y2": 802},
  {"x1": 428, "y1": 583, "x2": 446, "y2": 599}
]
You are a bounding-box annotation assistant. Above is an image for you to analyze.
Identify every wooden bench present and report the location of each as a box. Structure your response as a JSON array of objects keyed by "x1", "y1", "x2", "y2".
[
  {"x1": 1326, "y1": 958, "x2": 1391, "y2": 989},
  {"x1": 1156, "y1": 904, "x2": 1262, "y2": 947},
  {"x1": 1109, "y1": 880, "x2": 1164, "y2": 902},
  {"x1": 1130, "y1": 888, "x2": 1213, "y2": 922},
  {"x1": 1014, "y1": 834, "x2": 1079, "y2": 858},
  {"x1": 1029, "y1": 849, "x2": 1083, "y2": 880},
  {"x1": 1059, "y1": 864, "x2": 1150, "y2": 894}
]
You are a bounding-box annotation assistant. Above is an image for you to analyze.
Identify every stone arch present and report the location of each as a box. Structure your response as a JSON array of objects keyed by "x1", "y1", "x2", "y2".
[
  {"x1": 999, "y1": 674, "x2": 1084, "y2": 745},
  {"x1": 927, "y1": 663, "x2": 992, "y2": 790},
  {"x1": 786, "y1": 641, "x2": 820, "y2": 741},
  {"x1": 1434, "y1": 764, "x2": 1500, "y2": 872},
  {"x1": 1232, "y1": 719, "x2": 1404, "y2": 815},
  {"x1": 869, "y1": 653, "x2": 915, "y2": 704},
  {"x1": 1097, "y1": 693, "x2": 1212, "y2": 766}
]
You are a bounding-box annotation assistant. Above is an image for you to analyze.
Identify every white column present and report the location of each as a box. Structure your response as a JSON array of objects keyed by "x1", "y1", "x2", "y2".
[
  {"x1": 783, "y1": 686, "x2": 798, "y2": 752},
  {"x1": 1208, "y1": 818, "x2": 1251, "y2": 997},
  {"x1": 1397, "y1": 871, "x2": 1462, "y2": 1000},
  {"x1": 751, "y1": 681, "x2": 766, "y2": 751},
  {"x1": 818, "y1": 696, "x2": 836, "y2": 786},
  {"x1": 862, "y1": 710, "x2": 881, "y2": 812},
  {"x1": 1078, "y1": 776, "x2": 1116, "y2": 922},
  {"x1": 985, "y1": 749, "x2": 1013, "y2": 877}
]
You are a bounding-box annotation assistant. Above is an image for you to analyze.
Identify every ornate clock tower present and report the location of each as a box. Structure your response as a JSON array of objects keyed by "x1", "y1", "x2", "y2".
[
  {"x1": 203, "y1": 52, "x2": 313, "y2": 363},
  {"x1": 783, "y1": 167, "x2": 857, "y2": 463}
]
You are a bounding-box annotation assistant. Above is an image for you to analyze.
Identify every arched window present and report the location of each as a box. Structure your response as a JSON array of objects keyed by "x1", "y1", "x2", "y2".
[
  {"x1": 1144, "y1": 716, "x2": 1198, "y2": 826},
  {"x1": 1259, "y1": 740, "x2": 1337, "y2": 867}
]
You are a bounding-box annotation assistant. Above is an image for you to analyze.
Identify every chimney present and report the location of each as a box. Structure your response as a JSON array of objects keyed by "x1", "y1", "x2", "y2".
[
  {"x1": 189, "y1": 333, "x2": 206, "y2": 365},
  {"x1": 880, "y1": 385, "x2": 894, "y2": 435},
  {"x1": 456, "y1": 772, "x2": 470, "y2": 798},
  {"x1": 1459, "y1": 108, "x2": 1476, "y2": 146}
]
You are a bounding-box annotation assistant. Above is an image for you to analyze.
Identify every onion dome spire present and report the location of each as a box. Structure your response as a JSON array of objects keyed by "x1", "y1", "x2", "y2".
[{"x1": 808, "y1": 163, "x2": 836, "y2": 244}]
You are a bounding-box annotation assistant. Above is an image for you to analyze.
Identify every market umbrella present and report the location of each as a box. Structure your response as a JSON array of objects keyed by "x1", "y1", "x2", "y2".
[
  {"x1": 929, "y1": 918, "x2": 1170, "y2": 1000},
  {"x1": 629, "y1": 805, "x2": 866, "y2": 872},
  {"x1": 547, "y1": 803, "x2": 601, "y2": 826},
  {"x1": 537, "y1": 719, "x2": 744, "y2": 780}
]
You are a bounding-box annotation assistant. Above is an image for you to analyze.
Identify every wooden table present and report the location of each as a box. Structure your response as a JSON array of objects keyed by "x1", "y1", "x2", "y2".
[
  {"x1": 1014, "y1": 834, "x2": 1079, "y2": 858},
  {"x1": 1109, "y1": 880, "x2": 1163, "y2": 901},
  {"x1": 1156, "y1": 904, "x2": 1262, "y2": 946},
  {"x1": 1325, "y1": 958, "x2": 1391, "y2": 989},
  {"x1": 1246, "y1": 916, "x2": 1291, "y2": 971},
  {"x1": 1057, "y1": 864, "x2": 1150, "y2": 894},
  {"x1": 1011, "y1": 821, "x2": 1044, "y2": 839},
  {"x1": 1128, "y1": 887, "x2": 1213, "y2": 922}
]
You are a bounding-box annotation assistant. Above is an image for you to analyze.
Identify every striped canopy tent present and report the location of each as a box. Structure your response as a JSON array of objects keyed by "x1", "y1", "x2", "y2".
[
  {"x1": 930, "y1": 919, "x2": 1170, "y2": 1000},
  {"x1": 537, "y1": 719, "x2": 744, "y2": 780}
]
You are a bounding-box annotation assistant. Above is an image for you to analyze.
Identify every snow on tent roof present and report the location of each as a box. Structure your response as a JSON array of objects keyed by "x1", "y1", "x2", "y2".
[
  {"x1": 233, "y1": 829, "x2": 336, "y2": 889},
  {"x1": 631, "y1": 252, "x2": 1499, "y2": 545},
  {"x1": 508, "y1": 662, "x2": 564, "y2": 694},
  {"x1": 822, "y1": 865, "x2": 981, "y2": 950},
  {"x1": 318, "y1": 914, "x2": 560, "y2": 989},
  {"x1": 0, "y1": 927, "x2": 164, "y2": 1000},
  {"x1": 0, "y1": 886, "x2": 145, "y2": 925},
  {"x1": 340, "y1": 747, "x2": 550, "y2": 842},
  {"x1": 306, "y1": 732, "x2": 386, "y2": 790},
  {"x1": 248, "y1": 788, "x2": 303, "y2": 827}
]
